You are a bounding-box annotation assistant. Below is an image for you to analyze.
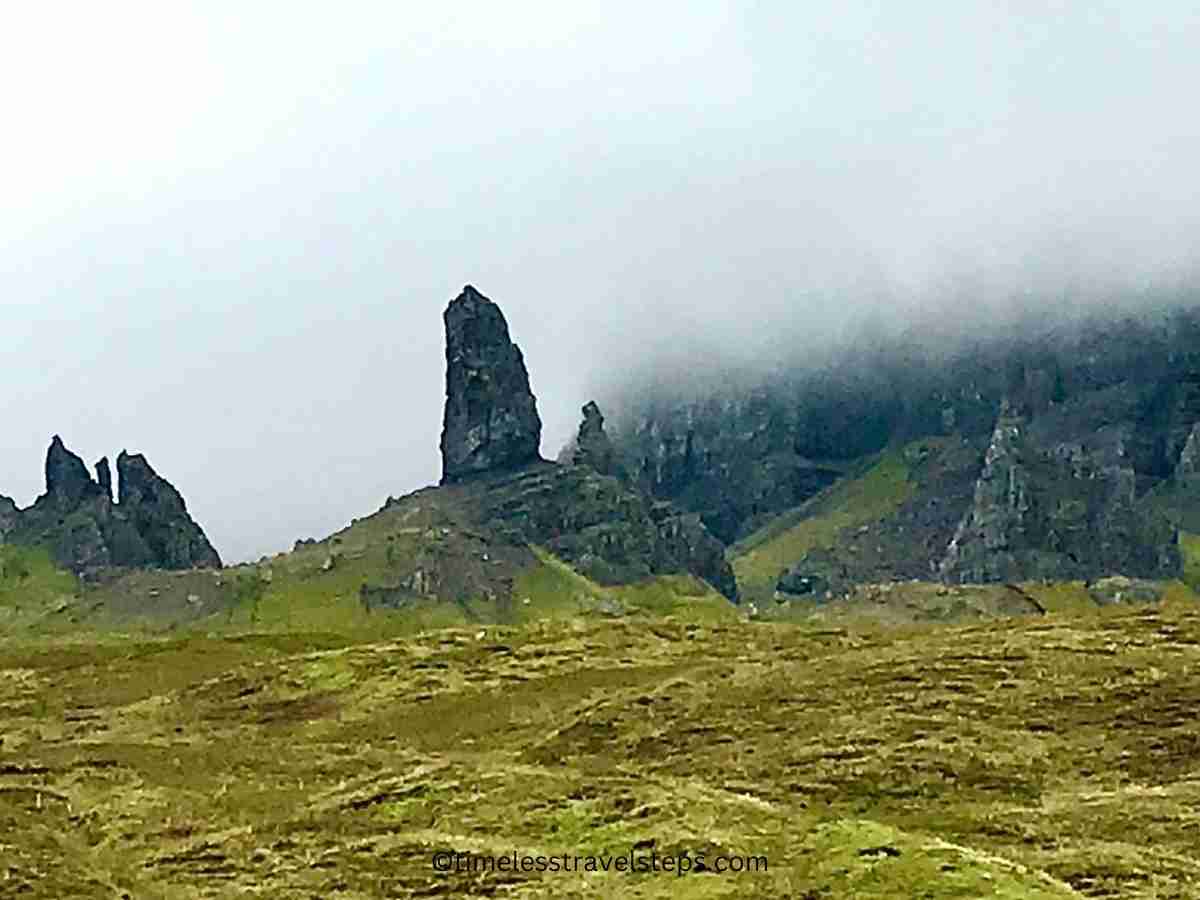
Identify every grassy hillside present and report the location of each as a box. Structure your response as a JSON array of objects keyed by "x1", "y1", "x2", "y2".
[
  {"x1": 730, "y1": 449, "x2": 914, "y2": 603},
  {"x1": 3, "y1": 603, "x2": 1200, "y2": 897},
  {"x1": 0, "y1": 545, "x2": 80, "y2": 629}
]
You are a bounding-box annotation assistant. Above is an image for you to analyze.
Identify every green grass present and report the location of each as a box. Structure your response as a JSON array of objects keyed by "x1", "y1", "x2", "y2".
[
  {"x1": 1181, "y1": 531, "x2": 1200, "y2": 589},
  {"x1": 731, "y1": 449, "x2": 914, "y2": 602},
  {"x1": 4, "y1": 604, "x2": 1200, "y2": 897},
  {"x1": 0, "y1": 545, "x2": 80, "y2": 630}
]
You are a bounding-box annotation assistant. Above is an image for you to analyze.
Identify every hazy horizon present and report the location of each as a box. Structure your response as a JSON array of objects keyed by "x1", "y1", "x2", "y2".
[{"x1": 4, "y1": 2, "x2": 1200, "y2": 562}]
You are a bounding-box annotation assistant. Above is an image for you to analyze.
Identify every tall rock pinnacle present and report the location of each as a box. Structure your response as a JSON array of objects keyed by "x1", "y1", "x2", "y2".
[{"x1": 440, "y1": 285, "x2": 543, "y2": 483}]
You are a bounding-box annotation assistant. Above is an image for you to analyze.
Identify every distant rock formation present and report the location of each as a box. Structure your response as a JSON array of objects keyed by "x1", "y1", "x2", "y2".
[
  {"x1": 96, "y1": 456, "x2": 113, "y2": 502},
  {"x1": 440, "y1": 285, "x2": 543, "y2": 484},
  {"x1": 471, "y1": 462, "x2": 738, "y2": 600},
  {"x1": 45, "y1": 435, "x2": 102, "y2": 508},
  {"x1": 571, "y1": 401, "x2": 620, "y2": 478},
  {"x1": 3, "y1": 437, "x2": 221, "y2": 577},
  {"x1": 434, "y1": 287, "x2": 736, "y2": 600},
  {"x1": 1177, "y1": 423, "x2": 1200, "y2": 480},
  {"x1": 117, "y1": 451, "x2": 222, "y2": 570},
  {"x1": 939, "y1": 399, "x2": 1176, "y2": 584}
]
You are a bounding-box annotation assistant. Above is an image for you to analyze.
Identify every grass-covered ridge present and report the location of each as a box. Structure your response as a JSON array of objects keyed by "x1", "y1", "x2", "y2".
[{"x1": 2, "y1": 603, "x2": 1199, "y2": 897}]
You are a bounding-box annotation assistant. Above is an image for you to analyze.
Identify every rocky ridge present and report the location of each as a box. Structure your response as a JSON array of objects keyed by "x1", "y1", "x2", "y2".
[
  {"x1": 3, "y1": 437, "x2": 220, "y2": 578},
  {"x1": 607, "y1": 306, "x2": 1200, "y2": 597},
  {"x1": 437, "y1": 287, "x2": 736, "y2": 600}
]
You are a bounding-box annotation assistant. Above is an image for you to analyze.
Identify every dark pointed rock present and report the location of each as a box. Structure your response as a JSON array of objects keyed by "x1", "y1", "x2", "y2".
[
  {"x1": 96, "y1": 457, "x2": 113, "y2": 502},
  {"x1": 45, "y1": 436, "x2": 100, "y2": 507},
  {"x1": 940, "y1": 400, "x2": 1177, "y2": 583},
  {"x1": 116, "y1": 451, "x2": 221, "y2": 569},
  {"x1": 440, "y1": 285, "x2": 543, "y2": 484},
  {"x1": 572, "y1": 401, "x2": 621, "y2": 478}
]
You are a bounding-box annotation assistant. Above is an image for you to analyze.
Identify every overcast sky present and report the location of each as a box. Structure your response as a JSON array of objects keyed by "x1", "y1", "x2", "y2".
[{"x1": 3, "y1": 2, "x2": 1199, "y2": 562}]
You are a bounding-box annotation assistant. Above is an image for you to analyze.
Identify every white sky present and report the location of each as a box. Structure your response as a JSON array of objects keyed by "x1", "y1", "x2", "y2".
[{"x1": 3, "y1": 1, "x2": 1199, "y2": 561}]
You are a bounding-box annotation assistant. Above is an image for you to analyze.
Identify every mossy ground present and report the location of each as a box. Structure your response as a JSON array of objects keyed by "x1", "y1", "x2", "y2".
[
  {"x1": 1180, "y1": 531, "x2": 1200, "y2": 589},
  {"x1": 2, "y1": 602, "x2": 1199, "y2": 897}
]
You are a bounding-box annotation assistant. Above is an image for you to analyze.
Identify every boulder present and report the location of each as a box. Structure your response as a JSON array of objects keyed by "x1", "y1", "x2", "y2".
[{"x1": 440, "y1": 285, "x2": 543, "y2": 483}]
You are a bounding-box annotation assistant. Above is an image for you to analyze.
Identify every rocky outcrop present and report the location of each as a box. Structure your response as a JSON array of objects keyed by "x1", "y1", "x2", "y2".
[
  {"x1": 116, "y1": 452, "x2": 222, "y2": 570},
  {"x1": 3, "y1": 437, "x2": 221, "y2": 577},
  {"x1": 433, "y1": 287, "x2": 737, "y2": 600},
  {"x1": 45, "y1": 435, "x2": 102, "y2": 508},
  {"x1": 606, "y1": 308, "x2": 1200, "y2": 549},
  {"x1": 468, "y1": 462, "x2": 737, "y2": 600},
  {"x1": 440, "y1": 285, "x2": 543, "y2": 484},
  {"x1": 96, "y1": 457, "x2": 113, "y2": 502},
  {"x1": 939, "y1": 400, "x2": 1177, "y2": 584},
  {"x1": 571, "y1": 401, "x2": 620, "y2": 478}
]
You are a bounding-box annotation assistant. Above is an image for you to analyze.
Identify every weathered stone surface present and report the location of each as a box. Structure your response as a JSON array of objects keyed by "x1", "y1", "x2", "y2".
[
  {"x1": 939, "y1": 400, "x2": 1178, "y2": 584},
  {"x1": 469, "y1": 462, "x2": 738, "y2": 600},
  {"x1": 96, "y1": 457, "x2": 113, "y2": 502},
  {"x1": 2, "y1": 438, "x2": 220, "y2": 577},
  {"x1": 440, "y1": 285, "x2": 543, "y2": 484},
  {"x1": 571, "y1": 401, "x2": 621, "y2": 477},
  {"x1": 117, "y1": 451, "x2": 221, "y2": 569},
  {"x1": 45, "y1": 435, "x2": 101, "y2": 508}
]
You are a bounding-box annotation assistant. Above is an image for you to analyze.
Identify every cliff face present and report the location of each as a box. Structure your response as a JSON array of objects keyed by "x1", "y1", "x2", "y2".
[
  {"x1": 5, "y1": 439, "x2": 221, "y2": 577},
  {"x1": 607, "y1": 306, "x2": 1200, "y2": 594}
]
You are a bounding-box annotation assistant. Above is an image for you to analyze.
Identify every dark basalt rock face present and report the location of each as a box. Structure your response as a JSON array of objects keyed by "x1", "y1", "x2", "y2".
[
  {"x1": 116, "y1": 451, "x2": 222, "y2": 570},
  {"x1": 3, "y1": 437, "x2": 221, "y2": 577},
  {"x1": 96, "y1": 456, "x2": 113, "y2": 502},
  {"x1": 46, "y1": 436, "x2": 102, "y2": 508},
  {"x1": 440, "y1": 285, "x2": 543, "y2": 484},
  {"x1": 469, "y1": 462, "x2": 738, "y2": 600},
  {"x1": 571, "y1": 401, "x2": 621, "y2": 478},
  {"x1": 939, "y1": 400, "x2": 1178, "y2": 584}
]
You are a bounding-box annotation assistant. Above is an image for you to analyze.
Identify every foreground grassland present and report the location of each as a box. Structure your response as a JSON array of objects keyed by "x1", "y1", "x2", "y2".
[{"x1": 2, "y1": 602, "x2": 1199, "y2": 898}]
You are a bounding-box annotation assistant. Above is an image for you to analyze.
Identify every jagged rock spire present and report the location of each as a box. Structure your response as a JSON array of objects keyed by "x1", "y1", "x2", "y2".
[
  {"x1": 95, "y1": 456, "x2": 113, "y2": 502},
  {"x1": 116, "y1": 451, "x2": 222, "y2": 569},
  {"x1": 572, "y1": 401, "x2": 620, "y2": 477},
  {"x1": 440, "y1": 285, "x2": 543, "y2": 484},
  {"x1": 45, "y1": 435, "x2": 101, "y2": 507}
]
